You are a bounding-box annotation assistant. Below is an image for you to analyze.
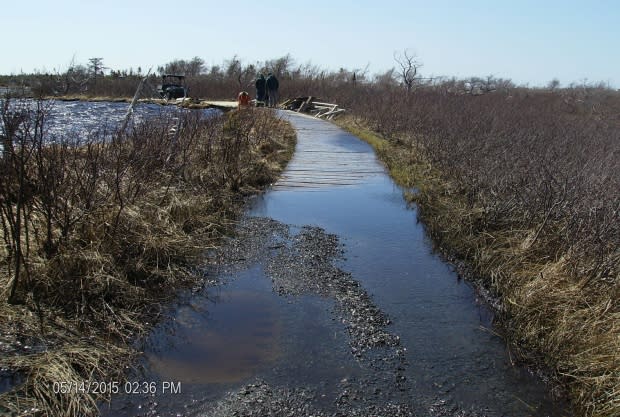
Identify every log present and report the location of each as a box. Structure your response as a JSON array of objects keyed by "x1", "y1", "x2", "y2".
[
  {"x1": 297, "y1": 96, "x2": 315, "y2": 113},
  {"x1": 312, "y1": 101, "x2": 338, "y2": 107},
  {"x1": 283, "y1": 96, "x2": 345, "y2": 119}
]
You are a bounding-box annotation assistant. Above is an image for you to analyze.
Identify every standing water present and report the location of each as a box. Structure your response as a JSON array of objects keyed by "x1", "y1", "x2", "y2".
[{"x1": 91, "y1": 111, "x2": 565, "y2": 416}]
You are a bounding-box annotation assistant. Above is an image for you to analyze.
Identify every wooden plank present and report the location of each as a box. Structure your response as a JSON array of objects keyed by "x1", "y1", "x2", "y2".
[
  {"x1": 297, "y1": 96, "x2": 314, "y2": 113},
  {"x1": 326, "y1": 109, "x2": 346, "y2": 120},
  {"x1": 312, "y1": 101, "x2": 338, "y2": 107}
]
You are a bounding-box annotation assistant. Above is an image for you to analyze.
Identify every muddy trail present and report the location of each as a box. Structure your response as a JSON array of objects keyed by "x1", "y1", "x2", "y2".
[{"x1": 102, "y1": 112, "x2": 566, "y2": 417}]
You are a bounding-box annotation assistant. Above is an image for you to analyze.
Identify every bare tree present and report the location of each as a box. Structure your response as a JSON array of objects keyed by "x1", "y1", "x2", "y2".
[
  {"x1": 158, "y1": 59, "x2": 186, "y2": 75},
  {"x1": 394, "y1": 49, "x2": 422, "y2": 92},
  {"x1": 374, "y1": 68, "x2": 399, "y2": 88},
  {"x1": 60, "y1": 62, "x2": 89, "y2": 94},
  {"x1": 186, "y1": 57, "x2": 206, "y2": 76},
  {"x1": 547, "y1": 78, "x2": 561, "y2": 91},
  {"x1": 351, "y1": 63, "x2": 370, "y2": 84},
  {"x1": 157, "y1": 57, "x2": 205, "y2": 76},
  {"x1": 224, "y1": 55, "x2": 243, "y2": 88},
  {"x1": 265, "y1": 54, "x2": 293, "y2": 78}
]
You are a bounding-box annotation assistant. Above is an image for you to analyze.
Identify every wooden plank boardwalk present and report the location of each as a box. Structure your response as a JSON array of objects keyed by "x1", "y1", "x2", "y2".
[
  {"x1": 273, "y1": 112, "x2": 384, "y2": 191},
  {"x1": 199, "y1": 100, "x2": 238, "y2": 110}
]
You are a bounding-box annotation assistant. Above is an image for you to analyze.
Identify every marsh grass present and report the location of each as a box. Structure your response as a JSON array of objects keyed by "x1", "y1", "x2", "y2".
[
  {"x1": 337, "y1": 97, "x2": 619, "y2": 417},
  {"x1": 0, "y1": 100, "x2": 295, "y2": 416}
]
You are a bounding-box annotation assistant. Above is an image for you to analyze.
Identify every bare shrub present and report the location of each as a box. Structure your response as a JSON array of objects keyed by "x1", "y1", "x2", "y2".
[
  {"x1": 0, "y1": 99, "x2": 295, "y2": 416},
  {"x1": 347, "y1": 85, "x2": 619, "y2": 417}
]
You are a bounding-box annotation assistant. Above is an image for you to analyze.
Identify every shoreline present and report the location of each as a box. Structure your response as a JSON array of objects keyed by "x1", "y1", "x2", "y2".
[{"x1": 2, "y1": 94, "x2": 239, "y2": 111}]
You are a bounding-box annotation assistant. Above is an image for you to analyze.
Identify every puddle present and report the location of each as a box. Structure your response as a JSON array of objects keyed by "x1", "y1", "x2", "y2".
[
  {"x1": 145, "y1": 288, "x2": 282, "y2": 384},
  {"x1": 101, "y1": 261, "x2": 360, "y2": 417}
]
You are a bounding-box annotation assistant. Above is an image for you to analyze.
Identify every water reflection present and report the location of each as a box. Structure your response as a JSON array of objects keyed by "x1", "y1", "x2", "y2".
[{"x1": 2, "y1": 99, "x2": 219, "y2": 141}]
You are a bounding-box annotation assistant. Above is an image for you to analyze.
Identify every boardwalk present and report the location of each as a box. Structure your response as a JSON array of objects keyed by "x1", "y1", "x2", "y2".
[{"x1": 274, "y1": 112, "x2": 383, "y2": 191}]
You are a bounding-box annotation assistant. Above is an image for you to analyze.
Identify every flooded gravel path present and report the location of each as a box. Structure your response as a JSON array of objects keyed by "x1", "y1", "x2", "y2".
[{"x1": 102, "y1": 112, "x2": 566, "y2": 417}]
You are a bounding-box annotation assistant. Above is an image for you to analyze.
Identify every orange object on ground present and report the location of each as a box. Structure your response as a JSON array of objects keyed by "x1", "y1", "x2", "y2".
[{"x1": 237, "y1": 91, "x2": 251, "y2": 108}]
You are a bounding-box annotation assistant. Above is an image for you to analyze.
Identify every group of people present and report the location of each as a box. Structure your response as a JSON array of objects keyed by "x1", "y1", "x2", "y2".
[
  {"x1": 254, "y1": 73, "x2": 279, "y2": 107},
  {"x1": 237, "y1": 72, "x2": 280, "y2": 109}
]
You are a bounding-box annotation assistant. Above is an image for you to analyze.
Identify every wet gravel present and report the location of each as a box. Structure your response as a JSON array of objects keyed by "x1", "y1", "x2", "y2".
[
  {"x1": 266, "y1": 225, "x2": 400, "y2": 355},
  {"x1": 203, "y1": 380, "x2": 416, "y2": 417},
  {"x1": 199, "y1": 216, "x2": 507, "y2": 417},
  {"x1": 210, "y1": 218, "x2": 401, "y2": 357},
  {"x1": 200, "y1": 378, "x2": 494, "y2": 417},
  {"x1": 202, "y1": 217, "x2": 413, "y2": 416}
]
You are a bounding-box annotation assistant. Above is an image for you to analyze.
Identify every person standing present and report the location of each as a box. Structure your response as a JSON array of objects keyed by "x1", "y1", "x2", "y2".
[
  {"x1": 255, "y1": 73, "x2": 266, "y2": 106},
  {"x1": 266, "y1": 73, "x2": 279, "y2": 108}
]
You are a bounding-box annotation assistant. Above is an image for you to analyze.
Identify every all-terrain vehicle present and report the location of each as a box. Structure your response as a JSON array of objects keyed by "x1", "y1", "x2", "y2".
[{"x1": 157, "y1": 74, "x2": 188, "y2": 100}]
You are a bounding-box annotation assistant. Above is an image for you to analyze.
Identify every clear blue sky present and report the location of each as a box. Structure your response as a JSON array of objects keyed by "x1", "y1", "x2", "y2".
[{"x1": 3, "y1": 0, "x2": 619, "y2": 87}]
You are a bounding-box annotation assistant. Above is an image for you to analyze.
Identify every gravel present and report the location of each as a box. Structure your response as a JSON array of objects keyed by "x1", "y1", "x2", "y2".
[
  {"x1": 201, "y1": 217, "x2": 414, "y2": 416},
  {"x1": 200, "y1": 216, "x2": 493, "y2": 417},
  {"x1": 204, "y1": 380, "x2": 416, "y2": 417}
]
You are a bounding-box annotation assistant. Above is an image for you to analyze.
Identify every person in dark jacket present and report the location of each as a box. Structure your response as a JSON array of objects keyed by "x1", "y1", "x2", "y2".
[
  {"x1": 265, "y1": 73, "x2": 279, "y2": 107},
  {"x1": 255, "y1": 74, "x2": 266, "y2": 106}
]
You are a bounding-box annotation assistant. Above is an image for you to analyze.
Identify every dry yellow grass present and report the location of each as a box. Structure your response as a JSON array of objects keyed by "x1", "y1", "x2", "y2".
[
  {"x1": 336, "y1": 115, "x2": 620, "y2": 417},
  {"x1": 0, "y1": 107, "x2": 296, "y2": 416}
]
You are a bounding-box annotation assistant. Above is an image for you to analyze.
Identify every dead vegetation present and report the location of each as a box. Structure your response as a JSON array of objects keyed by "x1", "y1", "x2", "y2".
[
  {"x1": 338, "y1": 87, "x2": 619, "y2": 417},
  {"x1": 0, "y1": 99, "x2": 295, "y2": 416},
  {"x1": 4, "y1": 53, "x2": 619, "y2": 416}
]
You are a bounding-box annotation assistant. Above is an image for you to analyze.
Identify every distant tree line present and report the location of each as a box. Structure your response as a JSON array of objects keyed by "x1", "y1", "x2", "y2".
[{"x1": 0, "y1": 53, "x2": 616, "y2": 102}]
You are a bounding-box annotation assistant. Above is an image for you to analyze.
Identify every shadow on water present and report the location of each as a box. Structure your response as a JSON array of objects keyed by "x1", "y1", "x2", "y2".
[{"x1": 95, "y1": 110, "x2": 567, "y2": 416}]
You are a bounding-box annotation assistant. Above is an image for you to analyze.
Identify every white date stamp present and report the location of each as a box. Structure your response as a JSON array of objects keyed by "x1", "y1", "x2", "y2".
[{"x1": 51, "y1": 380, "x2": 182, "y2": 395}]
